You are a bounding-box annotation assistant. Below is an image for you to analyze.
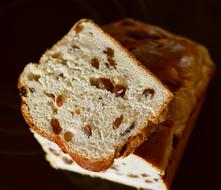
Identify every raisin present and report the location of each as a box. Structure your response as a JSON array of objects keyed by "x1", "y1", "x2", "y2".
[
  {"x1": 82, "y1": 125, "x2": 92, "y2": 138},
  {"x1": 75, "y1": 24, "x2": 84, "y2": 33},
  {"x1": 90, "y1": 77, "x2": 114, "y2": 93},
  {"x1": 120, "y1": 122, "x2": 135, "y2": 136},
  {"x1": 113, "y1": 115, "x2": 124, "y2": 129},
  {"x1": 56, "y1": 95, "x2": 63, "y2": 107},
  {"x1": 50, "y1": 119, "x2": 62, "y2": 135},
  {"x1": 75, "y1": 108, "x2": 81, "y2": 114},
  {"x1": 114, "y1": 84, "x2": 127, "y2": 97},
  {"x1": 64, "y1": 131, "x2": 74, "y2": 142},
  {"x1": 90, "y1": 58, "x2": 99, "y2": 69},
  {"x1": 103, "y1": 47, "x2": 116, "y2": 67},
  {"x1": 107, "y1": 57, "x2": 116, "y2": 67},
  {"x1": 103, "y1": 47, "x2": 114, "y2": 57},
  {"x1": 19, "y1": 87, "x2": 27, "y2": 97},
  {"x1": 143, "y1": 88, "x2": 155, "y2": 98}
]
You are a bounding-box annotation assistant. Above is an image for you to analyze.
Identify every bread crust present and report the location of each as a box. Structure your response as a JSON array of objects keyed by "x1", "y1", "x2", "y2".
[
  {"x1": 163, "y1": 44, "x2": 215, "y2": 188},
  {"x1": 103, "y1": 18, "x2": 215, "y2": 186},
  {"x1": 18, "y1": 19, "x2": 173, "y2": 172}
]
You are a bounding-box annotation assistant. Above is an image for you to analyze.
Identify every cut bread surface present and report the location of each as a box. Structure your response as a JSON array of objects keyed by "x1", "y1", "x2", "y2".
[{"x1": 18, "y1": 19, "x2": 173, "y2": 171}]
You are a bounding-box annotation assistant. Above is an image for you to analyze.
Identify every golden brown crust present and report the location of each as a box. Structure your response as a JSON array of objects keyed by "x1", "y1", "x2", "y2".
[
  {"x1": 164, "y1": 91, "x2": 206, "y2": 188},
  {"x1": 164, "y1": 44, "x2": 215, "y2": 188},
  {"x1": 103, "y1": 18, "x2": 215, "y2": 185},
  {"x1": 18, "y1": 19, "x2": 173, "y2": 172}
]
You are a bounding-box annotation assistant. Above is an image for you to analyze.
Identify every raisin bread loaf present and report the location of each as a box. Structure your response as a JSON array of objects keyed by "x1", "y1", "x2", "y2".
[
  {"x1": 18, "y1": 19, "x2": 173, "y2": 172},
  {"x1": 33, "y1": 19, "x2": 214, "y2": 190}
]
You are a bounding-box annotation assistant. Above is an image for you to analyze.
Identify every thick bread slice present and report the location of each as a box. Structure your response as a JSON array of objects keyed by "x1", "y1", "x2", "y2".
[{"x1": 18, "y1": 19, "x2": 173, "y2": 171}]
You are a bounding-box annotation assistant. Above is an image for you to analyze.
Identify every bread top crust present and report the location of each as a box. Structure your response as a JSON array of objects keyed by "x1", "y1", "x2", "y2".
[{"x1": 103, "y1": 18, "x2": 215, "y2": 172}]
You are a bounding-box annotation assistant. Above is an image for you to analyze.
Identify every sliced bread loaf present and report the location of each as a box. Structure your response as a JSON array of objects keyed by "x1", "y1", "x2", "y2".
[{"x1": 18, "y1": 19, "x2": 173, "y2": 171}]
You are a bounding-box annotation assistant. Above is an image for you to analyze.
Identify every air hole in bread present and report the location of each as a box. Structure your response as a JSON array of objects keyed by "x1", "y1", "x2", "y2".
[
  {"x1": 59, "y1": 59, "x2": 67, "y2": 65},
  {"x1": 29, "y1": 87, "x2": 35, "y2": 93},
  {"x1": 51, "y1": 52, "x2": 61, "y2": 59},
  {"x1": 71, "y1": 45, "x2": 80, "y2": 50},
  {"x1": 58, "y1": 73, "x2": 65, "y2": 78},
  {"x1": 119, "y1": 143, "x2": 127, "y2": 156},
  {"x1": 88, "y1": 32, "x2": 94, "y2": 36},
  {"x1": 47, "y1": 101, "x2": 58, "y2": 113},
  {"x1": 113, "y1": 115, "x2": 124, "y2": 129},
  {"x1": 153, "y1": 178, "x2": 159, "y2": 182},
  {"x1": 143, "y1": 88, "x2": 155, "y2": 98},
  {"x1": 104, "y1": 62, "x2": 110, "y2": 68},
  {"x1": 44, "y1": 92, "x2": 55, "y2": 100},
  {"x1": 120, "y1": 122, "x2": 135, "y2": 136},
  {"x1": 27, "y1": 73, "x2": 40, "y2": 81},
  {"x1": 50, "y1": 118, "x2": 62, "y2": 135}
]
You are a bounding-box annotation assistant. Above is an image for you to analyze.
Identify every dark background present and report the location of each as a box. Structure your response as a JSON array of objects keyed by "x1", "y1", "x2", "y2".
[{"x1": 0, "y1": 0, "x2": 221, "y2": 189}]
